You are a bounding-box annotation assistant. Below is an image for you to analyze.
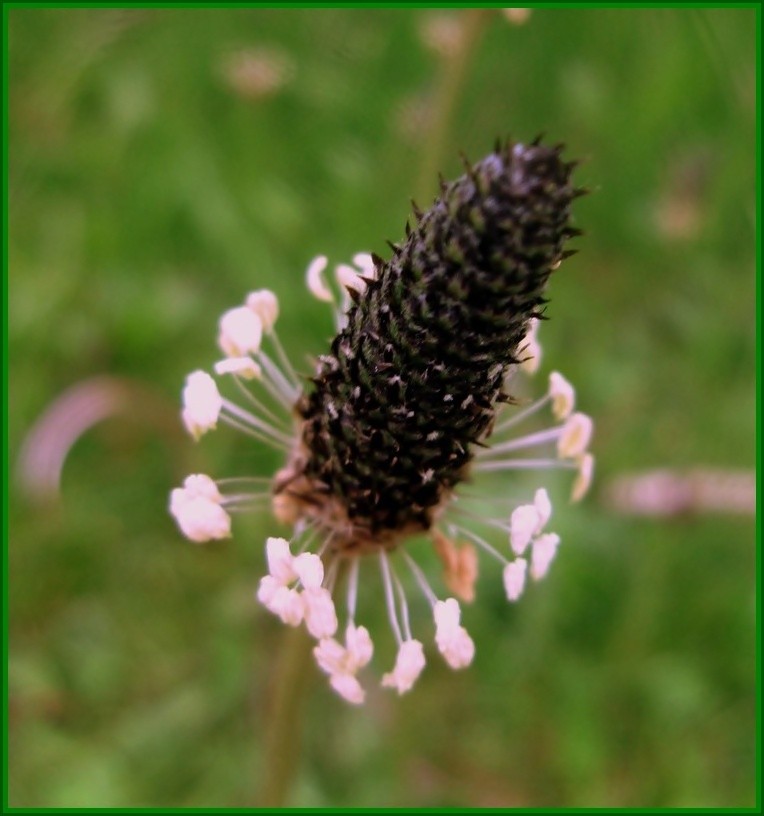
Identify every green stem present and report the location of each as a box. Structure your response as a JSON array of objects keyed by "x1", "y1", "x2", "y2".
[
  {"x1": 415, "y1": 8, "x2": 493, "y2": 204},
  {"x1": 258, "y1": 626, "x2": 314, "y2": 807}
]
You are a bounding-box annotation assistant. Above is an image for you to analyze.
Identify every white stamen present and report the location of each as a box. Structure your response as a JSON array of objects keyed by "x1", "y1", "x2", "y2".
[
  {"x1": 453, "y1": 524, "x2": 508, "y2": 565},
  {"x1": 214, "y1": 356, "x2": 262, "y2": 380},
  {"x1": 571, "y1": 453, "x2": 595, "y2": 502},
  {"x1": 381, "y1": 639, "x2": 426, "y2": 695},
  {"x1": 344, "y1": 623, "x2": 374, "y2": 670},
  {"x1": 256, "y1": 578, "x2": 304, "y2": 626},
  {"x1": 509, "y1": 504, "x2": 540, "y2": 555},
  {"x1": 557, "y1": 412, "x2": 593, "y2": 459},
  {"x1": 478, "y1": 426, "x2": 562, "y2": 458},
  {"x1": 336, "y1": 263, "x2": 368, "y2": 295},
  {"x1": 220, "y1": 398, "x2": 293, "y2": 446},
  {"x1": 492, "y1": 394, "x2": 549, "y2": 436},
  {"x1": 534, "y1": 487, "x2": 552, "y2": 530},
  {"x1": 181, "y1": 371, "x2": 222, "y2": 440},
  {"x1": 402, "y1": 551, "x2": 438, "y2": 607},
  {"x1": 549, "y1": 371, "x2": 575, "y2": 420},
  {"x1": 503, "y1": 558, "x2": 528, "y2": 601},
  {"x1": 257, "y1": 350, "x2": 300, "y2": 405},
  {"x1": 293, "y1": 552, "x2": 324, "y2": 589},
  {"x1": 473, "y1": 457, "x2": 577, "y2": 473},
  {"x1": 245, "y1": 289, "x2": 279, "y2": 333},
  {"x1": 306, "y1": 255, "x2": 333, "y2": 302},
  {"x1": 313, "y1": 637, "x2": 347, "y2": 676},
  {"x1": 380, "y1": 552, "x2": 403, "y2": 645},
  {"x1": 180, "y1": 473, "x2": 222, "y2": 502},
  {"x1": 530, "y1": 533, "x2": 561, "y2": 581},
  {"x1": 169, "y1": 475, "x2": 231, "y2": 543},
  {"x1": 303, "y1": 587, "x2": 338, "y2": 639},
  {"x1": 390, "y1": 569, "x2": 413, "y2": 641},
  {"x1": 268, "y1": 327, "x2": 301, "y2": 389},
  {"x1": 329, "y1": 672, "x2": 365, "y2": 705},
  {"x1": 433, "y1": 598, "x2": 475, "y2": 669},
  {"x1": 347, "y1": 558, "x2": 360, "y2": 621},
  {"x1": 519, "y1": 318, "x2": 541, "y2": 374},
  {"x1": 218, "y1": 306, "x2": 263, "y2": 357},
  {"x1": 229, "y1": 374, "x2": 291, "y2": 430},
  {"x1": 352, "y1": 252, "x2": 376, "y2": 278},
  {"x1": 265, "y1": 536, "x2": 298, "y2": 584},
  {"x1": 219, "y1": 414, "x2": 290, "y2": 451}
]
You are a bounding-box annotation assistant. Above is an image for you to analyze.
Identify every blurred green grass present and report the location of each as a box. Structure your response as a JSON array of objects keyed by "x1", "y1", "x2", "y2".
[{"x1": 7, "y1": 7, "x2": 756, "y2": 808}]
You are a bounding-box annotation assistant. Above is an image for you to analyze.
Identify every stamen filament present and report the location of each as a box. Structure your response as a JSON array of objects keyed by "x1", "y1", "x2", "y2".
[
  {"x1": 474, "y1": 457, "x2": 577, "y2": 473},
  {"x1": 216, "y1": 476, "x2": 273, "y2": 486},
  {"x1": 450, "y1": 504, "x2": 511, "y2": 535},
  {"x1": 268, "y1": 328, "x2": 302, "y2": 390},
  {"x1": 477, "y1": 425, "x2": 563, "y2": 458},
  {"x1": 402, "y1": 551, "x2": 438, "y2": 607},
  {"x1": 220, "y1": 491, "x2": 270, "y2": 505},
  {"x1": 221, "y1": 399, "x2": 293, "y2": 445},
  {"x1": 390, "y1": 564, "x2": 413, "y2": 642},
  {"x1": 258, "y1": 351, "x2": 300, "y2": 405},
  {"x1": 219, "y1": 415, "x2": 291, "y2": 451},
  {"x1": 324, "y1": 556, "x2": 339, "y2": 593},
  {"x1": 347, "y1": 558, "x2": 360, "y2": 623},
  {"x1": 379, "y1": 552, "x2": 403, "y2": 645},
  {"x1": 492, "y1": 394, "x2": 550, "y2": 435},
  {"x1": 231, "y1": 375, "x2": 291, "y2": 430},
  {"x1": 451, "y1": 524, "x2": 508, "y2": 565}
]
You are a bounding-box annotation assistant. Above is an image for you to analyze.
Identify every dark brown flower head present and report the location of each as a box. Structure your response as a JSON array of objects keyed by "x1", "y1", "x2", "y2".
[{"x1": 275, "y1": 138, "x2": 585, "y2": 552}]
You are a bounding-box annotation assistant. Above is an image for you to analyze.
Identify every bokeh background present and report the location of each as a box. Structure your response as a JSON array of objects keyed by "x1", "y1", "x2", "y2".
[{"x1": 7, "y1": 7, "x2": 757, "y2": 808}]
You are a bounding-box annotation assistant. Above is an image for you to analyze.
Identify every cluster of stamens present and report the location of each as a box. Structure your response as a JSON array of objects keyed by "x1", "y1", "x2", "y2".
[{"x1": 169, "y1": 253, "x2": 594, "y2": 703}]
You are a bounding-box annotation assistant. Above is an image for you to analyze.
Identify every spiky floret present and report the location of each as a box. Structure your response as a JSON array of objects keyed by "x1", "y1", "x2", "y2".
[{"x1": 276, "y1": 139, "x2": 584, "y2": 551}]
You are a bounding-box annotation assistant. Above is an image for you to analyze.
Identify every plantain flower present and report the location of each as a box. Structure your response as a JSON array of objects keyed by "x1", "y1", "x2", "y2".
[{"x1": 170, "y1": 139, "x2": 594, "y2": 702}]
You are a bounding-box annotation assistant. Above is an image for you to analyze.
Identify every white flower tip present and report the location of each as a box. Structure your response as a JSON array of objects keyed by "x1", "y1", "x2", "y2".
[
  {"x1": 381, "y1": 640, "x2": 426, "y2": 695},
  {"x1": 558, "y1": 412, "x2": 594, "y2": 459},
  {"x1": 531, "y1": 533, "x2": 561, "y2": 581},
  {"x1": 258, "y1": 581, "x2": 304, "y2": 626},
  {"x1": 437, "y1": 627, "x2": 475, "y2": 670},
  {"x1": 352, "y1": 252, "x2": 376, "y2": 278},
  {"x1": 293, "y1": 551, "x2": 324, "y2": 589},
  {"x1": 509, "y1": 504, "x2": 540, "y2": 556},
  {"x1": 335, "y1": 263, "x2": 367, "y2": 295},
  {"x1": 433, "y1": 597, "x2": 461, "y2": 632},
  {"x1": 549, "y1": 371, "x2": 575, "y2": 420},
  {"x1": 245, "y1": 289, "x2": 279, "y2": 332},
  {"x1": 503, "y1": 558, "x2": 528, "y2": 602},
  {"x1": 169, "y1": 476, "x2": 231, "y2": 543},
  {"x1": 265, "y1": 536, "x2": 297, "y2": 584},
  {"x1": 218, "y1": 306, "x2": 263, "y2": 357},
  {"x1": 313, "y1": 638, "x2": 346, "y2": 676},
  {"x1": 329, "y1": 672, "x2": 365, "y2": 705},
  {"x1": 306, "y1": 255, "x2": 333, "y2": 302},
  {"x1": 214, "y1": 356, "x2": 262, "y2": 380},
  {"x1": 303, "y1": 587, "x2": 338, "y2": 639},
  {"x1": 181, "y1": 370, "x2": 222, "y2": 439},
  {"x1": 434, "y1": 599, "x2": 474, "y2": 669},
  {"x1": 533, "y1": 487, "x2": 552, "y2": 531},
  {"x1": 313, "y1": 624, "x2": 373, "y2": 679},
  {"x1": 520, "y1": 318, "x2": 541, "y2": 374},
  {"x1": 571, "y1": 453, "x2": 595, "y2": 502},
  {"x1": 345, "y1": 624, "x2": 374, "y2": 670},
  {"x1": 181, "y1": 473, "x2": 221, "y2": 502}
]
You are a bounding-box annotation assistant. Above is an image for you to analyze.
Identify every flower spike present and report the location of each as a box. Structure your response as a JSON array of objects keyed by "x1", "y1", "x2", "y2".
[{"x1": 171, "y1": 138, "x2": 592, "y2": 703}]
